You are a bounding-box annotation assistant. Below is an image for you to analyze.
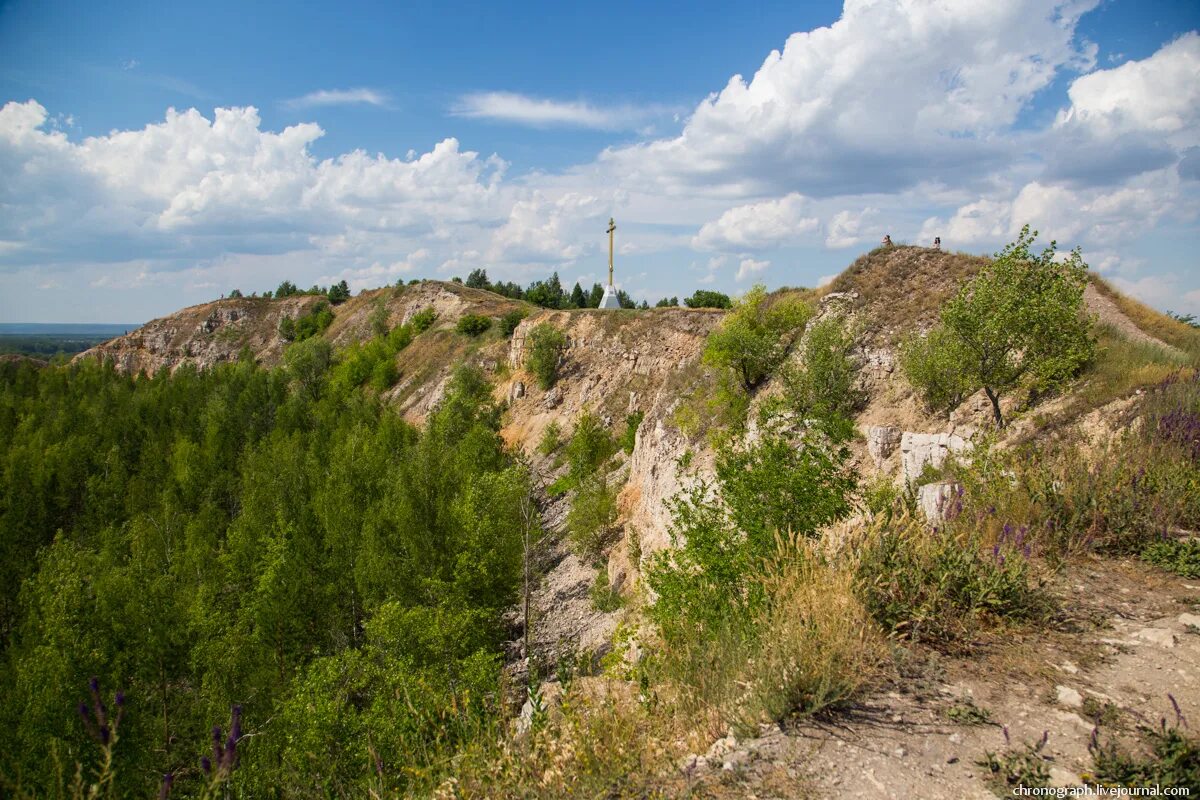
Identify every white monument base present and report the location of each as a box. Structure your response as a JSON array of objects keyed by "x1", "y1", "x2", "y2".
[{"x1": 599, "y1": 284, "x2": 621, "y2": 309}]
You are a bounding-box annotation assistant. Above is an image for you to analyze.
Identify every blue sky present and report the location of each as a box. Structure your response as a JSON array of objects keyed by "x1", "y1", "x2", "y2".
[{"x1": 1, "y1": 0, "x2": 1198, "y2": 322}]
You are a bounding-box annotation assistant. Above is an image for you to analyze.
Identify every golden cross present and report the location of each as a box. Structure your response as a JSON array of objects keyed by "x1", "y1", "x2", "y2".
[{"x1": 607, "y1": 217, "x2": 616, "y2": 285}]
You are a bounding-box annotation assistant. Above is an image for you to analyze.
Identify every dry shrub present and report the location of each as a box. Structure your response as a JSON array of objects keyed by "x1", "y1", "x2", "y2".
[
  {"x1": 746, "y1": 538, "x2": 889, "y2": 725},
  {"x1": 439, "y1": 679, "x2": 681, "y2": 800}
]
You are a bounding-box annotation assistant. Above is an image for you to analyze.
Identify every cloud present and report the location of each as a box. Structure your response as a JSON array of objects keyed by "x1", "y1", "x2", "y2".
[
  {"x1": 600, "y1": 0, "x2": 1099, "y2": 199},
  {"x1": 0, "y1": 100, "x2": 507, "y2": 272},
  {"x1": 693, "y1": 193, "x2": 818, "y2": 251},
  {"x1": 488, "y1": 191, "x2": 606, "y2": 263},
  {"x1": 735, "y1": 257, "x2": 769, "y2": 281},
  {"x1": 283, "y1": 88, "x2": 390, "y2": 110},
  {"x1": 825, "y1": 208, "x2": 878, "y2": 249},
  {"x1": 452, "y1": 92, "x2": 668, "y2": 131}
]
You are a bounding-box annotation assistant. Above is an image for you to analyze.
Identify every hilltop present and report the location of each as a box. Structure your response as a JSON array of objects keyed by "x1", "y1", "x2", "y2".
[{"x1": 37, "y1": 244, "x2": 1200, "y2": 798}]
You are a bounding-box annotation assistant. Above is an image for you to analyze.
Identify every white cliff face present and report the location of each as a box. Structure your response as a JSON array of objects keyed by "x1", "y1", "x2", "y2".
[{"x1": 900, "y1": 431, "x2": 972, "y2": 485}]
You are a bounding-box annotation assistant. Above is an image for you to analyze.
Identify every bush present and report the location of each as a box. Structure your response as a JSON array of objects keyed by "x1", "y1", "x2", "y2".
[
  {"x1": 369, "y1": 300, "x2": 389, "y2": 337},
  {"x1": 564, "y1": 414, "x2": 615, "y2": 484},
  {"x1": 684, "y1": 290, "x2": 732, "y2": 309},
  {"x1": 499, "y1": 308, "x2": 528, "y2": 337},
  {"x1": 1142, "y1": 539, "x2": 1200, "y2": 578},
  {"x1": 536, "y1": 421, "x2": 562, "y2": 455},
  {"x1": 703, "y1": 285, "x2": 811, "y2": 393},
  {"x1": 456, "y1": 314, "x2": 492, "y2": 336},
  {"x1": 853, "y1": 511, "x2": 1050, "y2": 645},
  {"x1": 1090, "y1": 716, "x2": 1200, "y2": 791},
  {"x1": 621, "y1": 411, "x2": 643, "y2": 455},
  {"x1": 369, "y1": 358, "x2": 398, "y2": 391},
  {"x1": 784, "y1": 315, "x2": 863, "y2": 420},
  {"x1": 525, "y1": 323, "x2": 568, "y2": 389},
  {"x1": 410, "y1": 307, "x2": 438, "y2": 333},
  {"x1": 567, "y1": 474, "x2": 618, "y2": 560}
]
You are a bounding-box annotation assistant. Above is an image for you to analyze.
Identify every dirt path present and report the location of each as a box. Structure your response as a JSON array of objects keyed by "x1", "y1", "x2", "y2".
[
  {"x1": 1084, "y1": 284, "x2": 1185, "y2": 358},
  {"x1": 684, "y1": 557, "x2": 1200, "y2": 798}
]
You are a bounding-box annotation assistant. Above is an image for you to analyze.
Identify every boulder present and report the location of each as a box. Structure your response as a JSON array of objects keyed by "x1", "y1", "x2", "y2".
[
  {"x1": 918, "y1": 481, "x2": 961, "y2": 523},
  {"x1": 900, "y1": 431, "x2": 970, "y2": 484},
  {"x1": 866, "y1": 425, "x2": 903, "y2": 467},
  {"x1": 509, "y1": 381, "x2": 525, "y2": 402}
]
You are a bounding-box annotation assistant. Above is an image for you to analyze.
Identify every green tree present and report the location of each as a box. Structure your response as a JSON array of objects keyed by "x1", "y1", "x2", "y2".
[
  {"x1": 569, "y1": 282, "x2": 587, "y2": 309},
  {"x1": 684, "y1": 290, "x2": 732, "y2": 309},
  {"x1": 525, "y1": 323, "x2": 568, "y2": 389},
  {"x1": 456, "y1": 314, "x2": 492, "y2": 336},
  {"x1": 465, "y1": 269, "x2": 490, "y2": 290},
  {"x1": 525, "y1": 273, "x2": 565, "y2": 309},
  {"x1": 703, "y1": 285, "x2": 812, "y2": 393},
  {"x1": 327, "y1": 280, "x2": 351, "y2": 304},
  {"x1": 587, "y1": 283, "x2": 604, "y2": 308},
  {"x1": 902, "y1": 225, "x2": 1094, "y2": 427}
]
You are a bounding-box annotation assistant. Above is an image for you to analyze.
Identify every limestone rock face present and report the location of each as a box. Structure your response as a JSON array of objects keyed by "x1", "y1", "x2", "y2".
[
  {"x1": 900, "y1": 431, "x2": 971, "y2": 484},
  {"x1": 867, "y1": 425, "x2": 903, "y2": 467},
  {"x1": 918, "y1": 481, "x2": 962, "y2": 523}
]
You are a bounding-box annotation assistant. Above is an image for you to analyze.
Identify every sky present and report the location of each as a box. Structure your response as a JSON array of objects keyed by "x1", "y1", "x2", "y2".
[{"x1": 1, "y1": 0, "x2": 1198, "y2": 323}]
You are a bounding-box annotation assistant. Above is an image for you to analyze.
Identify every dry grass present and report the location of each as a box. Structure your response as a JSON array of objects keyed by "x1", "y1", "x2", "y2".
[
  {"x1": 1088, "y1": 275, "x2": 1200, "y2": 362},
  {"x1": 824, "y1": 245, "x2": 989, "y2": 341}
]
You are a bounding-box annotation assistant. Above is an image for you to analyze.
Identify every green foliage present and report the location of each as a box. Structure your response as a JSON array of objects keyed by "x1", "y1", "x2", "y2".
[
  {"x1": 783, "y1": 314, "x2": 863, "y2": 420},
  {"x1": 903, "y1": 225, "x2": 1095, "y2": 426},
  {"x1": 1090, "y1": 718, "x2": 1200, "y2": 791},
  {"x1": 326, "y1": 280, "x2": 351, "y2": 304},
  {"x1": 978, "y1": 732, "x2": 1052, "y2": 793},
  {"x1": 946, "y1": 699, "x2": 992, "y2": 725},
  {"x1": 499, "y1": 309, "x2": 527, "y2": 337},
  {"x1": 1142, "y1": 539, "x2": 1200, "y2": 578},
  {"x1": 854, "y1": 512, "x2": 1051, "y2": 645},
  {"x1": 900, "y1": 326, "x2": 972, "y2": 411},
  {"x1": 410, "y1": 307, "x2": 438, "y2": 333},
  {"x1": 369, "y1": 299, "x2": 390, "y2": 337},
  {"x1": 524, "y1": 273, "x2": 565, "y2": 309},
  {"x1": 465, "y1": 268, "x2": 490, "y2": 289},
  {"x1": 456, "y1": 314, "x2": 492, "y2": 336},
  {"x1": 702, "y1": 285, "x2": 812, "y2": 393},
  {"x1": 684, "y1": 290, "x2": 732, "y2": 309},
  {"x1": 0, "y1": 351, "x2": 533, "y2": 796},
  {"x1": 536, "y1": 421, "x2": 562, "y2": 455},
  {"x1": 647, "y1": 423, "x2": 856, "y2": 661},
  {"x1": 945, "y1": 374, "x2": 1200, "y2": 560},
  {"x1": 568, "y1": 474, "x2": 618, "y2": 561},
  {"x1": 563, "y1": 413, "x2": 616, "y2": 485},
  {"x1": 621, "y1": 411, "x2": 643, "y2": 455},
  {"x1": 590, "y1": 570, "x2": 623, "y2": 613},
  {"x1": 278, "y1": 299, "x2": 334, "y2": 343},
  {"x1": 525, "y1": 323, "x2": 567, "y2": 390}
]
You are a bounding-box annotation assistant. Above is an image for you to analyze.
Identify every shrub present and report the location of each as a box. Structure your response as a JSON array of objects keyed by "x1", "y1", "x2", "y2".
[
  {"x1": 456, "y1": 314, "x2": 492, "y2": 336},
  {"x1": 1142, "y1": 539, "x2": 1200, "y2": 578},
  {"x1": 1089, "y1": 714, "x2": 1200, "y2": 791},
  {"x1": 703, "y1": 285, "x2": 811, "y2": 393},
  {"x1": 567, "y1": 474, "x2": 618, "y2": 560},
  {"x1": 410, "y1": 307, "x2": 437, "y2": 333},
  {"x1": 525, "y1": 323, "x2": 568, "y2": 389},
  {"x1": 783, "y1": 314, "x2": 863, "y2": 420},
  {"x1": 536, "y1": 421, "x2": 562, "y2": 455},
  {"x1": 564, "y1": 414, "x2": 616, "y2": 483},
  {"x1": 853, "y1": 511, "x2": 1051, "y2": 645},
  {"x1": 369, "y1": 358, "x2": 398, "y2": 391},
  {"x1": 590, "y1": 567, "x2": 624, "y2": 613},
  {"x1": 499, "y1": 308, "x2": 528, "y2": 337},
  {"x1": 620, "y1": 411, "x2": 643, "y2": 455},
  {"x1": 369, "y1": 300, "x2": 389, "y2": 337}
]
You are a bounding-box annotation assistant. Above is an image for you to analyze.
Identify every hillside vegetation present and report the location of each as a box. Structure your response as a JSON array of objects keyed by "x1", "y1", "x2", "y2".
[{"x1": 4, "y1": 234, "x2": 1199, "y2": 798}]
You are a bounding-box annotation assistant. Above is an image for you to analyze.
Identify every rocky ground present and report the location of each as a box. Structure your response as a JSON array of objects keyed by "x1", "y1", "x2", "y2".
[{"x1": 679, "y1": 556, "x2": 1200, "y2": 799}]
